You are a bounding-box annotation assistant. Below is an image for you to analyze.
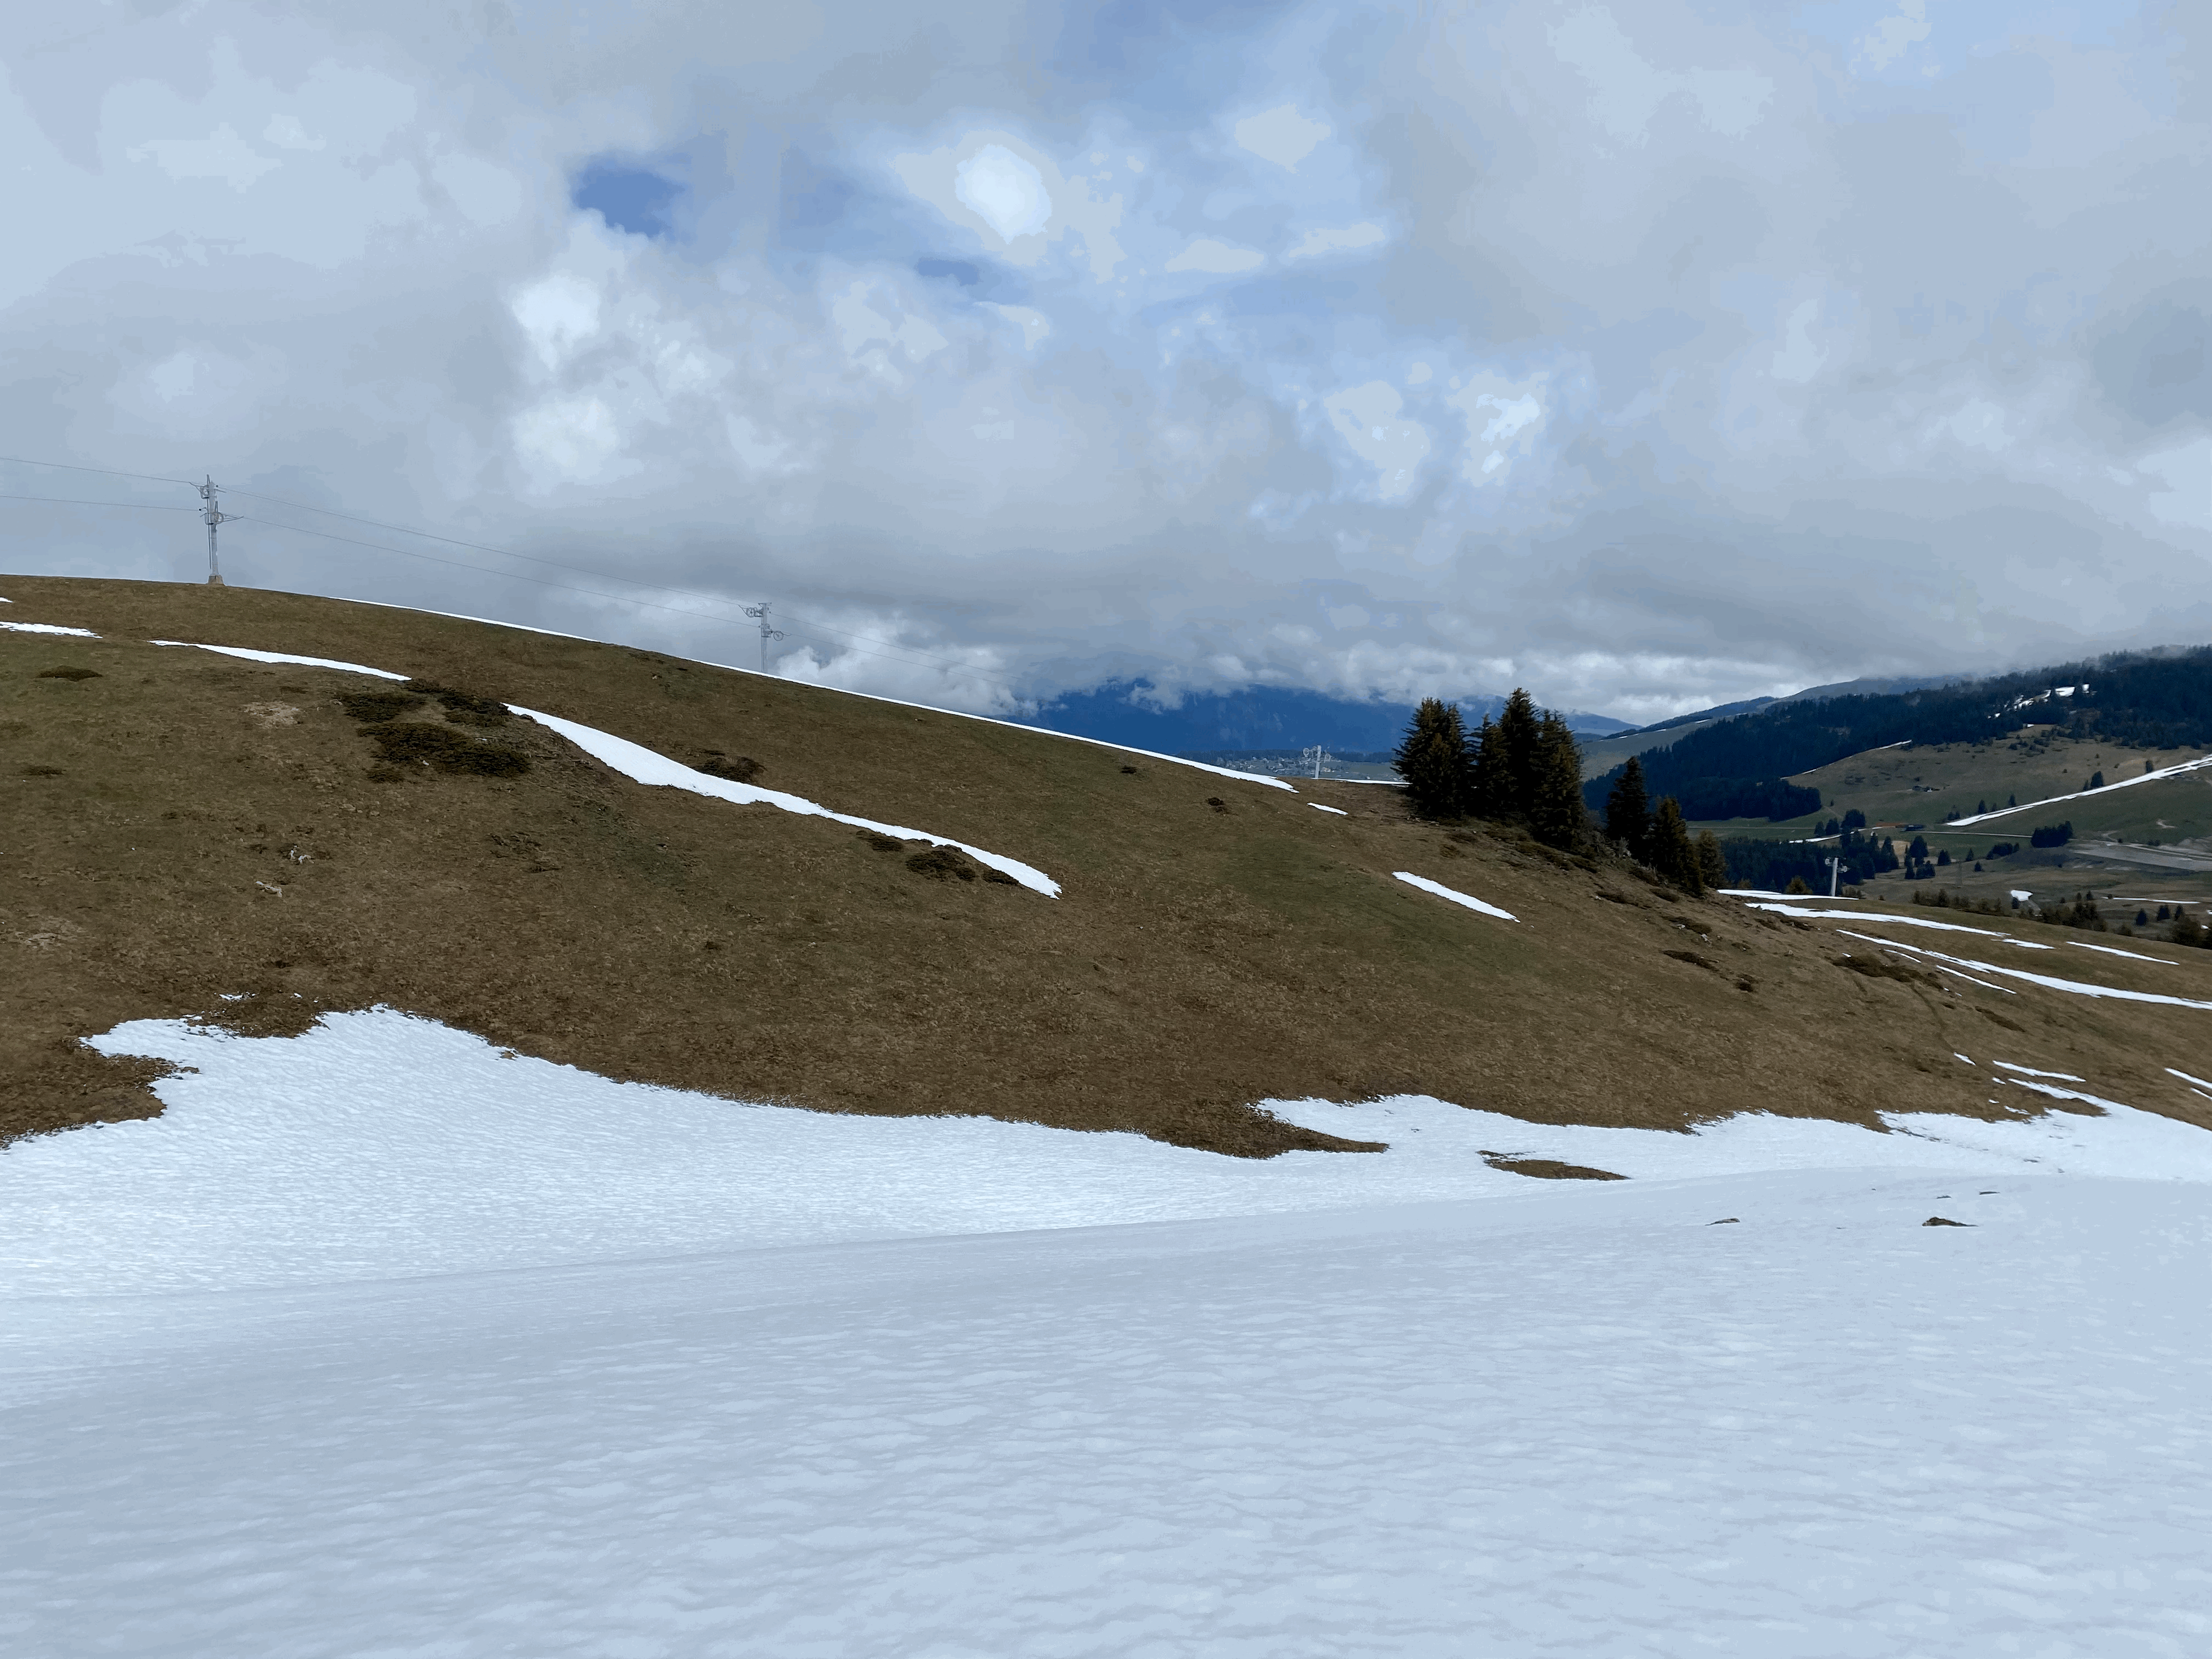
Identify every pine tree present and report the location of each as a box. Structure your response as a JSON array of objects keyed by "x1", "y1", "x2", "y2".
[
  {"x1": 1528, "y1": 713, "x2": 1587, "y2": 850},
  {"x1": 1464, "y1": 715, "x2": 1503, "y2": 820},
  {"x1": 1393, "y1": 697, "x2": 1469, "y2": 819},
  {"x1": 1695, "y1": 829, "x2": 1727, "y2": 890},
  {"x1": 1649, "y1": 797, "x2": 1702, "y2": 893},
  {"x1": 1491, "y1": 689, "x2": 1541, "y2": 819},
  {"x1": 1604, "y1": 755, "x2": 1650, "y2": 858}
]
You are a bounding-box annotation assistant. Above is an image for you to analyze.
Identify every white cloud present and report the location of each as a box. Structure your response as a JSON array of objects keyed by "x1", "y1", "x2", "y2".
[
  {"x1": 0, "y1": 0, "x2": 2203, "y2": 723},
  {"x1": 1324, "y1": 381, "x2": 1430, "y2": 500},
  {"x1": 1284, "y1": 222, "x2": 1386, "y2": 261},
  {"x1": 127, "y1": 123, "x2": 279, "y2": 190},
  {"x1": 954, "y1": 145, "x2": 1052, "y2": 240},
  {"x1": 1164, "y1": 238, "x2": 1265, "y2": 275},
  {"x1": 1234, "y1": 103, "x2": 1330, "y2": 169},
  {"x1": 1547, "y1": 7, "x2": 1772, "y2": 144},
  {"x1": 1857, "y1": 1, "x2": 1932, "y2": 73},
  {"x1": 1770, "y1": 299, "x2": 1827, "y2": 383},
  {"x1": 261, "y1": 114, "x2": 324, "y2": 152},
  {"x1": 986, "y1": 304, "x2": 1052, "y2": 349}
]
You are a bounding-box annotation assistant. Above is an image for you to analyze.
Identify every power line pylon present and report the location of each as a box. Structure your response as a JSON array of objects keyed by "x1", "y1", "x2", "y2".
[
  {"x1": 743, "y1": 602, "x2": 785, "y2": 673},
  {"x1": 197, "y1": 476, "x2": 234, "y2": 586}
]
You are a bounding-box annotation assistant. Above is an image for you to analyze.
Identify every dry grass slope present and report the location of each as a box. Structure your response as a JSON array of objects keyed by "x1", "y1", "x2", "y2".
[{"x1": 8, "y1": 575, "x2": 2212, "y2": 1153}]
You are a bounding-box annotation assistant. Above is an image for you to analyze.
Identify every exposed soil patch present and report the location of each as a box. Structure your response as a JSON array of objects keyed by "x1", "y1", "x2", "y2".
[
  {"x1": 1482, "y1": 1153, "x2": 1628, "y2": 1181},
  {"x1": 906, "y1": 846, "x2": 977, "y2": 881},
  {"x1": 359, "y1": 720, "x2": 531, "y2": 777},
  {"x1": 36, "y1": 666, "x2": 100, "y2": 681},
  {"x1": 1835, "y1": 953, "x2": 1939, "y2": 988}
]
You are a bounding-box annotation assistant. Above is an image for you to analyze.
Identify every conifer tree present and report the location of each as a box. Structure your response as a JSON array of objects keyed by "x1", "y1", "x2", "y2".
[
  {"x1": 1604, "y1": 755, "x2": 1650, "y2": 858},
  {"x1": 1528, "y1": 712, "x2": 1588, "y2": 850},
  {"x1": 1491, "y1": 689, "x2": 1541, "y2": 819},
  {"x1": 1649, "y1": 796, "x2": 1702, "y2": 893},
  {"x1": 1464, "y1": 715, "x2": 1503, "y2": 820},
  {"x1": 1393, "y1": 697, "x2": 1469, "y2": 819},
  {"x1": 1695, "y1": 829, "x2": 1727, "y2": 890}
]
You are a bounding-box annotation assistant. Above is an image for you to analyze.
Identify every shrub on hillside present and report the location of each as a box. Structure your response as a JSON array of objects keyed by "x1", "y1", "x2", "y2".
[{"x1": 2030, "y1": 822, "x2": 2072, "y2": 848}]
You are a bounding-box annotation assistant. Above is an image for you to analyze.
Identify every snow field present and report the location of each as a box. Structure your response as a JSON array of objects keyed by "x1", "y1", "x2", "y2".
[
  {"x1": 5, "y1": 1155, "x2": 2208, "y2": 1657},
  {"x1": 3, "y1": 1014, "x2": 2211, "y2": 1655}
]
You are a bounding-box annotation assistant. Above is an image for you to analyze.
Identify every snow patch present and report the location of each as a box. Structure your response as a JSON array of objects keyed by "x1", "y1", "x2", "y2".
[
  {"x1": 1310, "y1": 803, "x2": 1348, "y2": 816},
  {"x1": 1394, "y1": 870, "x2": 1517, "y2": 921},
  {"x1": 512, "y1": 706, "x2": 1059, "y2": 896},
  {"x1": 1836, "y1": 930, "x2": 2212, "y2": 1009},
  {"x1": 1, "y1": 620, "x2": 98, "y2": 637},
  {"x1": 151, "y1": 641, "x2": 410, "y2": 680}
]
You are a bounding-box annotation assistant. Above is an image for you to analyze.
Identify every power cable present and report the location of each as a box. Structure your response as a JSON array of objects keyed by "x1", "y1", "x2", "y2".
[
  {"x1": 0, "y1": 448, "x2": 1027, "y2": 693},
  {"x1": 221, "y1": 483, "x2": 1005, "y2": 675},
  {"x1": 0, "y1": 453, "x2": 199, "y2": 489},
  {"x1": 233, "y1": 514, "x2": 1027, "y2": 694},
  {"x1": 0, "y1": 492, "x2": 199, "y2": 511}
]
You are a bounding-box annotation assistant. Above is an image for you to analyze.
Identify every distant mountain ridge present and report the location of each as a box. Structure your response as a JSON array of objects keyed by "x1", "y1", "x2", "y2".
[
  {"x1": 1618, "y1": 674, "x2": 1968, "y2": 738},
  {"x1": 1586, "y1": 648, "x2": 2212, "y2": 823},
  {"x1": 1029, "y1": 683, "x2": 1634, "y2": 756}
]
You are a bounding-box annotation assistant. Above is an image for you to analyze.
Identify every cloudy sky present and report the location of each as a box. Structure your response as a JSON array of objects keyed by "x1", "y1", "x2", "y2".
[{"x1": 3, "y1": 1, "x2": 2207, "y2": 721}]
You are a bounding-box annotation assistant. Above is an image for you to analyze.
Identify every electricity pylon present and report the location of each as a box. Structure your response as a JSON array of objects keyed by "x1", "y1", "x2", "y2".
[
  {"x1": 744, "y1": 603, "x2": 785, "y2": 672},
  {"x1": 198, "y1": 477, "x2": 234, "y2": 585}
]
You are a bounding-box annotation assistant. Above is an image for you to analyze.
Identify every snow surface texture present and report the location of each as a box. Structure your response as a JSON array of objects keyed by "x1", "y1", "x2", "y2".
[
  {"x1": 511, "y1": 706, "x2": 1059, "y2": 896},
  {"x1": 1394, "y1": 870, "x2": 1517, "y2": 921},
  {"x1": 5, "y1": 1011, "x2": 2212, "y2": 1656}
]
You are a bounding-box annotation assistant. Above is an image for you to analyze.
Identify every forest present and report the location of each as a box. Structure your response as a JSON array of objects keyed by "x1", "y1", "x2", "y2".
[{"x1": 1583, "y1": 646, "x2": 2212, "y2": 822}]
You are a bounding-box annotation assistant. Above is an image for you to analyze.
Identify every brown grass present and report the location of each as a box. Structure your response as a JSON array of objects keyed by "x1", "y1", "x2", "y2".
[{"x1": 6, "y1": 574, "x2": 2212, "y2": 1155}]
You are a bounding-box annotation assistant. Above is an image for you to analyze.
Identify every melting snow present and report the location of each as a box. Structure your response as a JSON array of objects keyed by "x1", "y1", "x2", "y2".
[
  {"x1": 0, "y1": 1007, "x2": 2199, "y2": 1297},
  {"x1": 1745, "y1": 901, "x2": 2053, "y2": 946},
  {"x1": 4, "y1": 1009, "x2": 2211, "y2": 1656},
  {"x1": 151, "y1": 640, "x2": 409, "y2": 680},
  {"x1": 1310, "y1": 802, "x2": 1348, "y2": 815},
  {"x1": 2067, "y1": 939, "x2": 2177, "y2": 964},
  {"x1": 513, "y1": 706, "x2": 1059, "y2": 897},
  {"x1": 1, "y1": 620, "x2": 98, "y2": 637},
  {"x1": 1836, "y1": 930, "x2": 2212, "y2": 1009},
  {"x1": 1950, "y1": 751, "x2": 2212, "y2": 826},
  {"x1": 1394, "y1": 870, "x2": 1517, "y2": 920}
]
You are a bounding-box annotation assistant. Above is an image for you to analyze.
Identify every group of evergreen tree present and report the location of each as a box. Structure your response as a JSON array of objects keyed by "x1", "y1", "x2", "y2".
[
  {"x1": 1393, "y1": 691, "x2": 1589, "y2": 850},
  {"x1": 1394, "y1": 693, "x2": 1740, "y2": 891},
  {"x1": 1599, "y1": 754, "x2": 1724, "y2": 892}
]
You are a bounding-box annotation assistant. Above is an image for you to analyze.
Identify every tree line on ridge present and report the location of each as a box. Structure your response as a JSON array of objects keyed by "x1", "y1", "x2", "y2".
[{"x1": 1394, "y1": 692, "x2": 1726, "y2": 894}]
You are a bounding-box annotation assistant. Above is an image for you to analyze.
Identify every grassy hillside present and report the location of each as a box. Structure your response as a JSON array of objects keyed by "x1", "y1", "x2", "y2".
[{"x1": 9, "y1": 575, "x2": 2212, "y2": 1153}]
